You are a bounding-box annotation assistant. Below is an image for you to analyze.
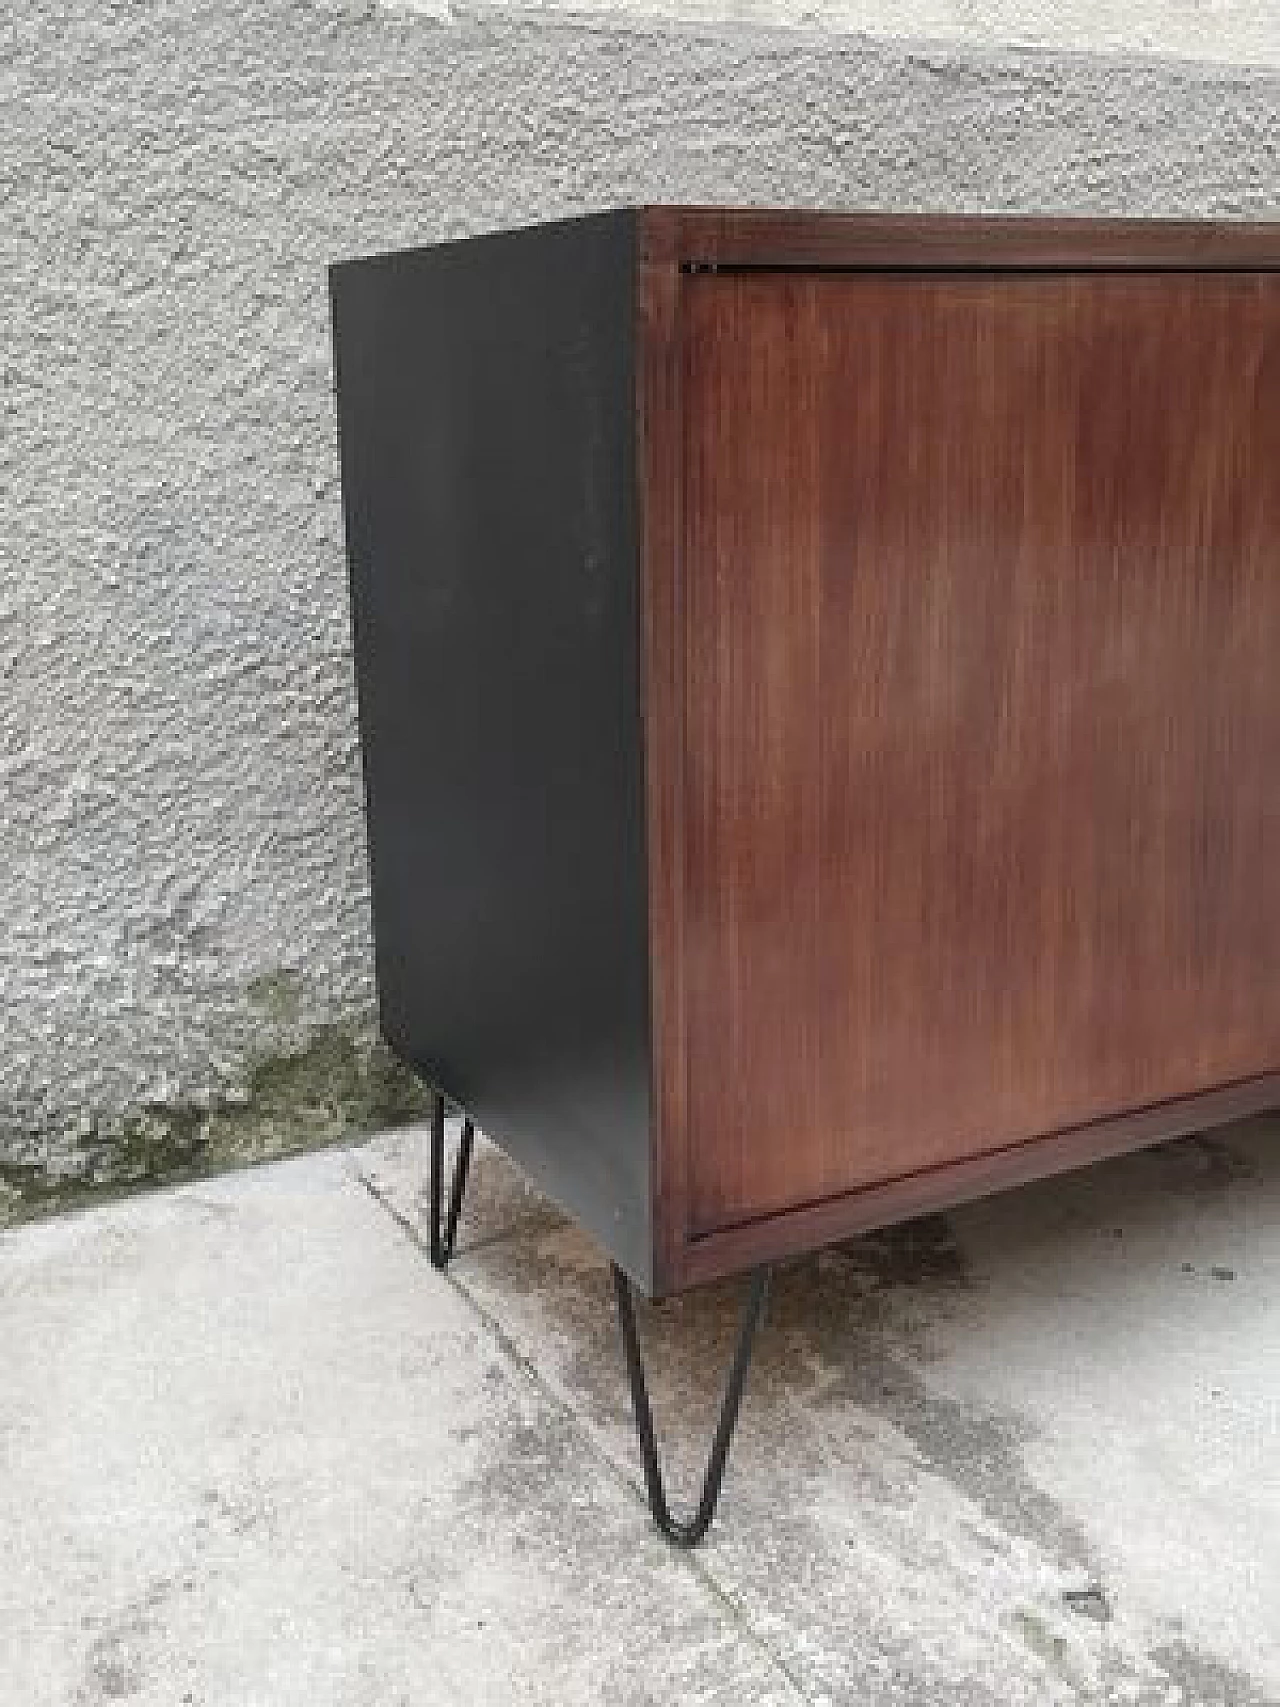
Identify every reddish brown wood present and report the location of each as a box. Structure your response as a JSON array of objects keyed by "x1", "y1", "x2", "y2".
[
  {"x1": 643, "y1": 205, "x2": 1280, "y2": 273},
  {"x1": 636, "y1": 216, "x2": 688, "y2": 1292},
  {"x1": 639, "y1": 243, "x2": 1280, "y2": 1293},
  {"x1": 672, "y1": 1073, "x2": 1280, "y2": 1292}
]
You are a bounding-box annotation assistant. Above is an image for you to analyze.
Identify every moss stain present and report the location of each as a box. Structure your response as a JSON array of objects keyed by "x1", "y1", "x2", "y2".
[
  {"x1": 0, "y1": 983, "x2": 430, "y2": 1229},
  {"x1": 1010, "y1": 1607, "x2": 1074, "y2": 1685}
]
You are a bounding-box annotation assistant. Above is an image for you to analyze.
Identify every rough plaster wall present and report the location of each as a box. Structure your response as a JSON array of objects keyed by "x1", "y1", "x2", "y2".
[
  {"x1": 435, "y1": 0, "x2": 1280, "y2": 70},
  {"x1": 2, "y1": 0, "x2": 1278, "y2": 1205}
]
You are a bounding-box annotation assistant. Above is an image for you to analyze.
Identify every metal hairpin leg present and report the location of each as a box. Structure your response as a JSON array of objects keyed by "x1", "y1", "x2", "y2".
[
  {"x1": 611, "y1": 1262, "x2": 771, "y2": 1548},
  {"x1": 429, "y1": 1089, "x2": 475, "y2": 1269},
  {"x1": 427, "y1": 1093, "x2": 763, "y2": 1542}
]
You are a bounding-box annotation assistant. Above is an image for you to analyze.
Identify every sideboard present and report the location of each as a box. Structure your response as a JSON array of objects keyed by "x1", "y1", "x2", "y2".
[{"x1": 331, "y1": 209, "x2": 1280, "y2": 1542}]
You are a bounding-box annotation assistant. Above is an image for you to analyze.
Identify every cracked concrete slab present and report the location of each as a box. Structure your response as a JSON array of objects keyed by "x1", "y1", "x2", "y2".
[
  {"x1": 0, "y1": 1149, "x2": 799, "y2": 1707},
  {"x1": 359, "y1": 1114, "x2": 1280, "y2": 1705}
]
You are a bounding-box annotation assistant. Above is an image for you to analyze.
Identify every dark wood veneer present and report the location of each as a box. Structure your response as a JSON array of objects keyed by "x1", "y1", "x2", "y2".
[
  {"x1": 653, "y1": 206, "x2": 1280, "y2": 272},
  {"x1": 334, "y1": 209, "x2": 1280, "y2": 1297}
]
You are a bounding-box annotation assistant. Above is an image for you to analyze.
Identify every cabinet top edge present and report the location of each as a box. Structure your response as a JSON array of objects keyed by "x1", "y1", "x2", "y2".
[
  {"x1": 637, "y1": 206, "x2": 1280, "y2": 271},
  {"x1": 328, "y1": 206, "x2": 1280, "y2": 279}
]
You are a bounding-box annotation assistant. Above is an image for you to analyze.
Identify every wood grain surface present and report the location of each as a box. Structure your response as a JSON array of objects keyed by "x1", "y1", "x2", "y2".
[
  {"x1": 648, "y1": 206, "x2": 1280, "y2": 273},
  {"x1": 676, "y1": 271, "x2": 1280, "y2": 1238}
]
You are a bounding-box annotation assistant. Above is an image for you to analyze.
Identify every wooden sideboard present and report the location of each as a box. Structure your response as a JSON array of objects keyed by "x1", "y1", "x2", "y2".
[{"x1": 332, "y1": 208, "x2": 1280, "y2": 1302}]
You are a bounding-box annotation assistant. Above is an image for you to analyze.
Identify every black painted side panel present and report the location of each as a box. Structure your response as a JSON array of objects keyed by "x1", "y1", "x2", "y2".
[{"x1": 331, "y1": 211, "x2": 653, "y2": 1287}]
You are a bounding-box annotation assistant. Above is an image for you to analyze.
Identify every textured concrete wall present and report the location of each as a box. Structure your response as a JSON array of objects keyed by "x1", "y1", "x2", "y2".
[
  {"x1": 3, "y1": 0, "x2": 1278, "y2": 1214},
  {"x1": 424, "y1": 0, "x2": 1280, "y2": 69}
]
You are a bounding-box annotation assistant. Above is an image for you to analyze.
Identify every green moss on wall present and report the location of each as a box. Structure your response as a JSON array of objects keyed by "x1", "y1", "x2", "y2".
[{"x1": 0, "y1": 1007, "x2": 430, "y2": 1230}]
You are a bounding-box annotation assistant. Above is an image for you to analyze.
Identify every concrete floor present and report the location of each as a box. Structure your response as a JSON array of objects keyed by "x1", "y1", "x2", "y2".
[{"x1": 2, "y1": 1116, "x2": 1277, "y2": 1706}]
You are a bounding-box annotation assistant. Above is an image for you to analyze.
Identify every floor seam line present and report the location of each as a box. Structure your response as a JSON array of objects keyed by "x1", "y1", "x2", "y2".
[
  {"x1": 346, "y1": 1141, "x2": 567, "y2": 1259},
  {"x1": 352, "y1": 1163, "x2": 815, "y2": 1705}
]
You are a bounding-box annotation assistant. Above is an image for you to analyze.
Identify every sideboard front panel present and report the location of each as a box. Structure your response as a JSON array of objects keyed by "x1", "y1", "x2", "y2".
[{"x1": 680, "y1": 270, "x2": 1280, "y2": 1236}]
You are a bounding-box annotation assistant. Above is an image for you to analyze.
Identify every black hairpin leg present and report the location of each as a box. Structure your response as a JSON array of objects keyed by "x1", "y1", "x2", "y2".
[
  {"x1": 611, "y1": 1262, "x2": 771, "y2": 1548},
  {"x1": 429, "y1": 1089, "x2": 475, "y2": 1269}
]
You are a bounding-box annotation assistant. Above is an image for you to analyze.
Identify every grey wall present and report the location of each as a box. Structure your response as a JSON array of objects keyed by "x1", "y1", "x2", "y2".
[
  {"x1": 3, "y1": 0, "x2": 1278, "y2": 1215},
  {"x1": 423, "y1": 0, "x2": 1280, "y2": 66}
]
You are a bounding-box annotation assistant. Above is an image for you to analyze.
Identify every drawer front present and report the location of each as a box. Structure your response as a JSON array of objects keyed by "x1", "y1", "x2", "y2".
[{"x1": 679, "y1": 270, "x2": 1280, "y2": 1237}]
